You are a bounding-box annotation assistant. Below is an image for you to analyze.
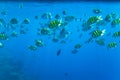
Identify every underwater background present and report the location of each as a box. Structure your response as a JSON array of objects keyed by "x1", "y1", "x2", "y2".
[{"x1": 0, "y1": 1, "x2": 120, "y2": 80}]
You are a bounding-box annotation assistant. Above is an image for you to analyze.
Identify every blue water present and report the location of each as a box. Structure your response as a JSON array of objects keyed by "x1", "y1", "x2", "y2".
[{"x1": 0, "y1": 1, "x2": 120, "y2": 80}]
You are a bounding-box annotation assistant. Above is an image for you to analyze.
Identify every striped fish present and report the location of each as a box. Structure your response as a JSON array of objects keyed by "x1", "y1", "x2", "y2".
[
  {"x1": 48, "y1": 20, "x2": 62, "y2": 29},
  {"x1": 87, "y1": 16, "x2": 102, "y2": 25},
  {"x1": 111, "y1": 18, "x2": 120, "y2": 27},
  {"x1": 91, "y1": 29, "x2": 105, "y2": 38},
  {"x1": 112, "y1": 31, "x2": 120, "y2": 37},
  {"x1": 108, "y1": 42, "x2": 117, "y2": 49},
  {"x1": 0, "y1": 32, "x2": 8, "y2": 40}
]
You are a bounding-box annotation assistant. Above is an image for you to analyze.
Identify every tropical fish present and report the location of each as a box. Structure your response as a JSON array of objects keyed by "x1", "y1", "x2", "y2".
[
  {"x1": 41, "y1": 12, "x2": 52, "y2": 20},
  {"x1": 62, "y1": 10, "x2": 66, "y2": 15},
  {"x1": 55, "y1": 14, "x2": 61, "y2": 19},
  {"x1": 41, "y1": 27, "x2": 51, "y2": 35},
  {"x1": 22, "y1": 18, "x2": 30, "y2": 24},
  {"x1": 111, "y1": 18, "x2": 120, "y2": 27},
  {"x1": 0, "y1": 32, "x2": 8, "y2": 40},
  {"x1": 112, "y1": 31, "x2": 120, "y2": 37},
  {"x1": 104, "y1": 14, "x2": 112, "y2": 22},
  {"x1": 59, "y1": 28, "x2": 70, "y2": 38},
  {"x1": 91, "y1": 29, "x2": 105, "y2": 38},
  {"x1": 10, "y1": 18, "x2": 18, "y2": 24},
  {"x1": 107, "y1": 42, "x2": 117, "y2": 49},
  {"x1": 35, "y1": 39, "x2": 45, "y2": 47},
  {"x1": 87, "y1": 16, "x2": 102, "y2": 25},
  {"x1": 11, "y1": 31, "x2": 18, "y2": 37},
  {"x1": 96, "y1": 39, "x2": 105, "y2": 46},
  {"x1": 82, "y1": 24, "x2": 93, "y2": 31},
  {"x1": 96, "y1": 20, "x2": 107, "y2": 27},
  {"x1": 74, "y1": 44, "x2": 82, "y2": 49},
  {"x1": 28, "y1": 45, "x2": 37, "y2": 51},
  {"x1": 48, "y1": 20, "x2": 62, "y2": 29},
  {"x1": 57, "y1": 49, "x2": 61, "y2": 56},
  {"x1": 93, "y1": 8, "x2": 102, "y2": 14}
]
